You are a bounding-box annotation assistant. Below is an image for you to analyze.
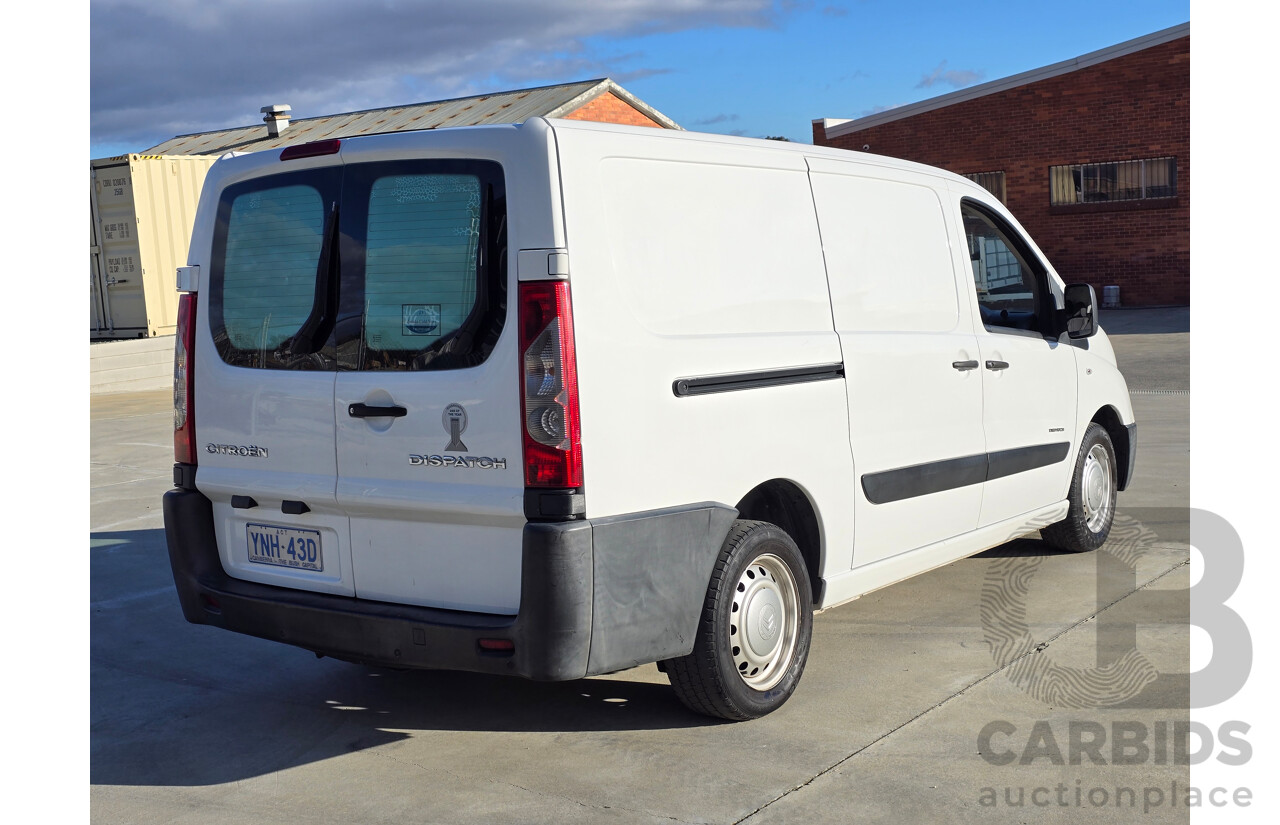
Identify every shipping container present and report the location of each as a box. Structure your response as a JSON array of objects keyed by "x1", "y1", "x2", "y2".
[{"x1": 90, "y1": 154, "x2": 218, "y2": 338}]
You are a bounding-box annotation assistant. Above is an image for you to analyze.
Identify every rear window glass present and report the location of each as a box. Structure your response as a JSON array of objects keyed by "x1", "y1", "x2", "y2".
[
  {"x1": 222, "y1": 185, "x2": 324, "y2": 351},
  {"x1": 209, "y1": 160, "x2": 504, "y2": 372},
  {"x1": 363, "y1": 174, "x2": 482, "y2": 356}
]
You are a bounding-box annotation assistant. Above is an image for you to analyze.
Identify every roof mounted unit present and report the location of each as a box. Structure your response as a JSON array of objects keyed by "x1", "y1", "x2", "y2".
[{"x1": 261, "y1": 104, "x2": 292, "y2": 138}]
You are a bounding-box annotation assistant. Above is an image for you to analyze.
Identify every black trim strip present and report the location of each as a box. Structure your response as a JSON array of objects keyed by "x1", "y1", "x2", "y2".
[
  {"x1": 987, "y1": 442, "x2": 1070, "y2": 481},
  {"x1": 862, "y1": 454, "x2": 987, "y2": 504},
  {"x1": 673, "y1": 363, "x2": 844, "y2": 397},
  {"x1": 862, "y1": 441, "x2": 1072, "y2": 504}
]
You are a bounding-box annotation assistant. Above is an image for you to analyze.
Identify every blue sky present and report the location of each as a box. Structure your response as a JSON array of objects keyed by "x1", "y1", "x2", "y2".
[
  {"x1": 606, "y1": 0, "x2": 1191, "y2": 140},
  {"x1": 89, "y1": 0, "x2": 1191, "y2": 158}
]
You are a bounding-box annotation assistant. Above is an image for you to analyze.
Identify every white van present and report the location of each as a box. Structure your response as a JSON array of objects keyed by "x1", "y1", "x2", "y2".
[{"x1": 163, "y1": 118, "x2": 1136, "y2": 720}]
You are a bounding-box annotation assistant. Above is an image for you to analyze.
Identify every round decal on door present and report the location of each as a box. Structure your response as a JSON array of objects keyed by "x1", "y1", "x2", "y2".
[{"x1": 443, "y1": 403, "x2": 468, "y2": 452}]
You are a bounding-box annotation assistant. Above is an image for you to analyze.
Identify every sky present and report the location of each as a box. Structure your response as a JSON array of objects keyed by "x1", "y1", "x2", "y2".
[{"x1": 89, "y1": 0, "x2": 1191, "y2": 158}]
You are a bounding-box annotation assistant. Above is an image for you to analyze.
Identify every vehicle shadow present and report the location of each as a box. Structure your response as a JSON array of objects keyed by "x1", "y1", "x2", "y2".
[
  {"x1": 972, "y1": 535, "x2": 1072, "y2": 558},
  {"x1": 974, "y1": 504, "x2": 1188, "y2": 558},
  {"x1": 91, "y1": 528, "x2": 724, "y2": 788}
]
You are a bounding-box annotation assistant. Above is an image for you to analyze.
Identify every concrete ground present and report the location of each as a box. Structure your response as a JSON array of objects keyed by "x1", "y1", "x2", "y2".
[{"x1": 90, "y1": 308, "x2": 1191, "y2": 824}]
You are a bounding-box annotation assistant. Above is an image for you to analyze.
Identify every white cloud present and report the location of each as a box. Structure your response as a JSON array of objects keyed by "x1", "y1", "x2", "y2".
[
  {"x1": 916, "y1": 60, "x2": 984, "y2": 89},
  {"x1": 692, "y1": 113, "x2": 740, "y2": 125},
  {"x1": 91, "y1": 0, "x2": 778, "y2": 150},
  {"x1": 858, "y1": 102, "x2": 908, "y2": 117}
]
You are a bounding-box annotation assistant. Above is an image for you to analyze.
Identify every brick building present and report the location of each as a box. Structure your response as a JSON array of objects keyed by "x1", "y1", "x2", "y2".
[{"x1": 814, "y1": 23, "x2": 1189, "y2": 306}]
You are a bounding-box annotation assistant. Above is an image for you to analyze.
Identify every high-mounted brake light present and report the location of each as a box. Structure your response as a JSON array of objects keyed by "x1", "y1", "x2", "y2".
[
  {"x1": 174, "y1": 293, "x2": 197, "y2": 464},
  {"x1": 518, "y1": 281, "x2": 583, "y2": 488},
  {"x1": 280, "y1": 139, "x2": 341, "y2": 161}
]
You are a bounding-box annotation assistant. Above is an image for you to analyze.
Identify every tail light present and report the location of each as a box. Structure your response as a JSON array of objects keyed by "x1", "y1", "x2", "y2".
[
  {"x1": 174, "y1": 293, "x2": 197, "y2": 464},
  {"x1": 518, "y1": 281, "x2": 582, "y2": 488}
]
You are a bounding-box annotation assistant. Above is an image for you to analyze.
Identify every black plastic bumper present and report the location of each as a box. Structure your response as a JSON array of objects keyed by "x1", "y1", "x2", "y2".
[{"x1": 163, "y1": 488, "x2": 735, "y2": 681}]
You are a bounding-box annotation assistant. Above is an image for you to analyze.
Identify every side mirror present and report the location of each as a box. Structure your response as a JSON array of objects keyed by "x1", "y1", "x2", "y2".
[{"x1": 1062, "y1": 283, "x2": 1098, "y2": 339}]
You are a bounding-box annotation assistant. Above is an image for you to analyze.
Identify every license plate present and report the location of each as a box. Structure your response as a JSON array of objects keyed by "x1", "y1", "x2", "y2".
[{"x1": 247, "y1": 523, "x2": 323, "y2": 571}]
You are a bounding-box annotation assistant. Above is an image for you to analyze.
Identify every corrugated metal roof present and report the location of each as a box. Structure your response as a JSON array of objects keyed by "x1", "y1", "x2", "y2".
[{"x1": 143, "y1": 78, "x2": 680, "y2": 155}]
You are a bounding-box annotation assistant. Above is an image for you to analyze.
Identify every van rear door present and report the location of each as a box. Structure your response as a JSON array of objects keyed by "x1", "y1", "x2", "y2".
[
  {"x1": 330, "y1": 159, "x2": 527, "y2": 614},
  {"x1": 196, "y1": 162, "x2": 356, "y2": 596}
]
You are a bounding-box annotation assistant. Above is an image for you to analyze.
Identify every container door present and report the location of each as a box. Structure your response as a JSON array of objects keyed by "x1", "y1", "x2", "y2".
[
  {"x1": 91, "y1": 163, "x2": 148, "y2": 336},
  {"x1": 333, "y1": 160, "x2": 527, "y2": 615},
  {"x1": 195, "y1": 165, "x2": 355, "y2": 597},
  {"x1": 90, "y1": 207, "x2": 107, "y2": 334},
  {"x1": 808, "y1": 161, "x2": 987, "y2": 568}
]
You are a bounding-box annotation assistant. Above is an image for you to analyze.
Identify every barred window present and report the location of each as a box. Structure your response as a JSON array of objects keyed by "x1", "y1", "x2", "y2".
[
  {"x1": 963, "y1": 171, "x2": 1006, "y2": 203},
  {"x1": 1050, "y1": 157, "x2": 1177, "y2": 205}
]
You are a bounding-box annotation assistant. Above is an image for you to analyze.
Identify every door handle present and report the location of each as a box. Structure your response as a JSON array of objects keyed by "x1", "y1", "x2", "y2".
[
  {"x1": 952, "y1": 360, "x2": 980, "y2": 371},
  {"x1": 349, "y1": 403, "x2": 407, "y2": 418},
  {"x1": 985, "y1": 360, "x2": 1010, "y2": 371}
]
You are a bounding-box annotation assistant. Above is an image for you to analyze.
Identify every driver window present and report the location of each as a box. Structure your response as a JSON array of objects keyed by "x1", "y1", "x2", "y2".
[{"x1": 961, "y1": 202, "x2": 1044, "y2": 333}]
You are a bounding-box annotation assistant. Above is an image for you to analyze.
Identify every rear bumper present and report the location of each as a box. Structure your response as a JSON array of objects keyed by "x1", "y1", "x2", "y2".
[{"x1": 163, "y1": 488, "x2": 735, "y2": 681}]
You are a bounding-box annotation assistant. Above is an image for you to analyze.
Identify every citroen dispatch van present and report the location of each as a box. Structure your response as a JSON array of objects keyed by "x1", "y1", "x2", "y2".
[{"x1": 163, "y1": 118, "x2": 1136, "y2": 720}]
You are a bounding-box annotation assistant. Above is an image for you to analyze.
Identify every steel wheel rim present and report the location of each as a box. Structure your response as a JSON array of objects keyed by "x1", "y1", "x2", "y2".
[
  {"x1": 1082, "y1": 444, "x2": 1114, "y2": 533},
  {"x1": 728, "y1": 553, "x2": 800, "y2": 691}
]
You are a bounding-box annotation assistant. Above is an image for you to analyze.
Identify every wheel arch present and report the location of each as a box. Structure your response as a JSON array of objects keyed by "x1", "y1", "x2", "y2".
[
  {"x1": 1090, "y1": 405, "x2": 1133, "y2": 491},
  {"x1": 734, "y1": 479, "x2": 824, "y2": 604}
]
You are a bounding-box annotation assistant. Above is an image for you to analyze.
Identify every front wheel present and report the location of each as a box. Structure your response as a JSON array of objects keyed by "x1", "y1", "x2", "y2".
[
  {"x1": 663, "y1": 520, "x2": 813, "y2": 720},
  {"x1": 1042, "y1": 422, "x2": 1118, "y2": 553}
]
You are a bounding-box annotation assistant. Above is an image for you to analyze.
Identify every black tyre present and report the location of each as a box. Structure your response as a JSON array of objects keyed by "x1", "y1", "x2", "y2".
[
  {"x1": 662, "y1": 520, "x2": 813, "y2": 720},
  {"x1": 1041, "y1": 423, "x2": 1118, "y2": 553}
]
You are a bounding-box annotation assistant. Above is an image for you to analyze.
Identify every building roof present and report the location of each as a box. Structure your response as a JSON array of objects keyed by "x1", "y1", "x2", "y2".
[
  {"x1": 143, "y1": 78, "x2": 680, "y2": 156},
  {"x1": 818, "y1": 22, "x2": 1190, "y2": 141}
]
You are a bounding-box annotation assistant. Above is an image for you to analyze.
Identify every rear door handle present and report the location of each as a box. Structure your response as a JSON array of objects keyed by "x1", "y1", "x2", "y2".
[
  {"x1": 348, "y1": 403, "x2": 407, "y2": 418},
  {"x1": 985, "y1": 360, "x2": 1010, "y2": 371},
  {"x1": 952, "y1": 360, "x2": 980, "y2": 371}
]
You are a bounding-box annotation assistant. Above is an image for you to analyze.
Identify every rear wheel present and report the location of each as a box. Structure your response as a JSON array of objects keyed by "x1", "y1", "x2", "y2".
[
  {"x1": 1042, "y1": 423, "x2": 1117, "y2": 553},
  {"x1": 663, "y1": 520, "x2": 813, "y2": 720}
]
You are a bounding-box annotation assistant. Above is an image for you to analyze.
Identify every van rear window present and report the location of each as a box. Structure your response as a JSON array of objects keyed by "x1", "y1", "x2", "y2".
[
  {"x1": 208, "y1": 160, "x2": 505, "y2": 372},
  {"x1": 221, "y1": 185, "x2": 325, "y2": 352},
  {"x1": 362, "y1": 174, "x2": 482, "y2": 360}
]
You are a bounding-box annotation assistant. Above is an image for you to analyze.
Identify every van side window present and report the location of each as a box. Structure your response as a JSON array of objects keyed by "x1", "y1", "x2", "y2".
[{"x1": 961, "y1": 202, "x2": 1048, "y2": 335}]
